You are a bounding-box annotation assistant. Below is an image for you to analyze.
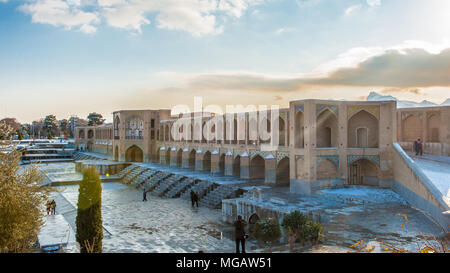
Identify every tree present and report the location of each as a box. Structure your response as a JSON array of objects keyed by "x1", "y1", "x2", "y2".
[
  {"x1": 87, "y1": 113, "x2": 105, "y2": 126},
  {"x1": 0, "y1": 118, "x2": 21, "y2": 132},
  {"x1": 253, "y1": 218, "x2": 282, "y2": 252},
  {"x1": 76, "y1": 167, "x2": 103, "y2": 253},
  {"x1": 43, "y1": 115, "x2": 58, "y2": 137},
  {"x1": 281, "y1": 210, "x2": 309, "y2": 252},
  {"x1": 0, "y1": 123, "x2": 47, "y2": 252},
  {"x1": 59, "y1": 119, "x2": 69, "y2": 137}
]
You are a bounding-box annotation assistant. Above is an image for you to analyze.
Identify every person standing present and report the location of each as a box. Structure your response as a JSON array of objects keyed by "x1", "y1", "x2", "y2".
[
  {"x1": 418, "y1": 138, "x2": 423, "y2": 156},
  {"x1": 190, "y1": 190, "x2": 195, "y2": 207},
  {"x1": 414, "y1": 139, "x2": 419, "y2": 155},
  {"x1": 46, "y1": 201, "x2": 51, "y2": 215},
  {"x1": 50, "y1": 200, "x2": 56, "y2": 215},
  {"x1": 143, "y1": 188, "x2": 148, "y2": 202},
  {"x1": 233, "y1": 215, "x2": 247, "y2": 253}
]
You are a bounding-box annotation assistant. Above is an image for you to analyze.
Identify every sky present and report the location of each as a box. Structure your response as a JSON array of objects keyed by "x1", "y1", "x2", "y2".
[{"x1": 0, "y1": 0, "x2": 449, "y2": 123}]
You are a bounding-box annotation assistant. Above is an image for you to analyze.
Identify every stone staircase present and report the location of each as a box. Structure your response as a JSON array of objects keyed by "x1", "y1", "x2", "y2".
[
  {"x1": 152, "y1": 174, "x2": 185, "y2": 197},
  {"x1": 165, "y1": 177, "x2": 199, "y2": 198},
  {"x1": 181, "y1": 180, "x2": 217, "y2": 201},
  {"x1": 122, "y1": 166, "x2": 147, "y2": 185},
  {"x1": 199, "y1": 184, "x2": 241, "y2": 209},
  {"x1": 116, "y1": 165, "x2": 139, "y2": 179},
  {"x1": 142, "y1": 172, "x2": 172, "y2": 192},
  {"x1": 72, "y1": 152, "x2": 107, "y2": 161},
  {"x1": 130, "y1": 169, "x2": 156, "y2": 187}
]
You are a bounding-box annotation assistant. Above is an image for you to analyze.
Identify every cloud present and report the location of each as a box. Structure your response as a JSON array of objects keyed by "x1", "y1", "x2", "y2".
[
  {"x1": 274, "y1": 27, "x2": 296, "y2": 35},
  {"x1": 19, "y1": 0, "x2": 99, "y2": 33},
  {"x1": 150, "y1": 42, "x2": 450, "y2": 95},
  {"x1": 344, "y1": 5, "x2": 362, "y2": 16},
  {"x1": 18, "y1": 0, "x2": 262, "y2": 35},
  {"x1": 310, "y1": 48, "x2": 450, "y2": 87},
  {"x1": 366, "y1": 0, "x2": 381, "y2": 7}
]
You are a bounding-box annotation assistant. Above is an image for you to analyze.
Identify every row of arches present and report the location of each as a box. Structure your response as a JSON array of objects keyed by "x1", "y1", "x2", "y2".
[
  {"x1": 294, "y1": 109, "x2": 380, "y2": 148},
  {"x1": 117, "y1": 145, "x2": 379, "y2": 187},
  {"x1": 155, "y1": 147, "x2": 291, "y2": 187},
  {"x1": 297, "y1": 157, "x2": 380, "y2": 186},
  {"x1": 402, "y1": 113, "x2": 440, "y2": 142},
  {"x1": 159, "y1": 115, "x2": 288, "y2": 146}
]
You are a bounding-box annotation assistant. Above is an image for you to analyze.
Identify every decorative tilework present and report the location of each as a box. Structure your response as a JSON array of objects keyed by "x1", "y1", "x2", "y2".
[
  {"x1": 347, "y1": 105, "x2": 380, "y2": 120},
  {"x1": 249, "y1": 149, "x2": 275, "y2": 160},
  {"x1": 276, "y1": 151, "x2": 290, "y2": 163},
  {"x1": 347, "y1": 155, "x2": 380, "y2": 166},
  {"x1": 295, "y1": 155, "x2": 304, "y2": 161},
  {"x1": 317, "y1": 155, "x2": 340, "y2": 167},
  {"x1": 317, "y1": 104, "x2": 338, "y2": 116},
  {"x1": 295, "y1": 105, "x2": 304, "y2": 113}
]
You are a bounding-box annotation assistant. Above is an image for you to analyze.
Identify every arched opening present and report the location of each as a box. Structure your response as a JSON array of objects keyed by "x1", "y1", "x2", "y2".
[
  {"x1": 125, "y1": 145, "x2": 143, "y2": 162},
  {"x1": 232, "y1": 119, "x2": 238, "y2": 144},
  {"x1": 79, "y1": 130, "x2": 85, "y2": 139},
  {"x1": 188, "y1": 149, "x2": 196, "y2": 168},
  {"x1": 233, "y1": 155, "x2": 241, "y2": 176},
  {"x1": 250, "y1": 155, "x2": 265, "y2": 180},
  {"x1": 164, "y1": 125, "x2": 170, "y2": 141},
  {"x1": 428, "y1": 114, "x2": 440, "y2": 142},
  {"x1": 165, "y1": 148, "x2": 171, "y2": 165},
  {"x1": 114, "y1": 116, "x2": 120, "y2": 139},
  {"x1": 88, "y1": 129, "x2": 94, "y2": 139},
  {"x1": 203, "y1": 151, "x2": 211, "y2": 171},
  {"x1": 114, "y1": 146, "x2": 119, "y2": 161},
  {"x1": 316, "y1": 159, "x2": 338, "y2": 180},
  {"x1": 155, "y1": 148, "x2": 160, "y2": 163},
  {"x1": 316, "y1": 109, "x2": 338, "y2": 148},
  {"x1": 348, "y1": 159, "x2": 379, "y2": 186},
  {"x1": 276, "y1": 157, "x2": 290, "y2": 186},
  {"x1": 260, "y1": 118, "x2": 271, "y2": 144},
  {"x1": 278, "y1": 117, "x2": 286, "y2": 146},
  {"x1": 295, "y1": 111, "x2": 304, "y2": 148},
  {"x1": 125, "y1": 116, "x2": 144, "y2": 140},
  {"x1": 219, "y1": 154, "x2": 226, "y2": 173},
  {"x1": 348, "y1": 110, "x2": 378, "y2": 148},
  {"x1": 177, "y1": 149, "x2": 182, "y2": 167},
  {"x1": 402, "y1": 114, "x2": 422, "y2": 142}
]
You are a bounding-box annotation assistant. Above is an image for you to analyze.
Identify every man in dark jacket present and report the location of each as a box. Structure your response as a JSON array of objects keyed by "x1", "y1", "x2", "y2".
[
  {"x1": 143, "y1": 188, "x2": 148, "y2": 202},
  {"x1": 414, "y1": 139, "x2": 419, "y2": 155},
  {"x1": 233, "y1": 215, "x2": 247, "y2": 253}
]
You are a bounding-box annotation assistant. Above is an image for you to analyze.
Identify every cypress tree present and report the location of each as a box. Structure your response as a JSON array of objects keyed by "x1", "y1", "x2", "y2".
[{"x1": 76, "y1": 167, "x2": 103, "y2": 253}]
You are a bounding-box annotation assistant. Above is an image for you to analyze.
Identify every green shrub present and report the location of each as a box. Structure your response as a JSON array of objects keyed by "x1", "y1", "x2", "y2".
[
  {"x1": 76, "y1": 167, "x2": 103, "y2": 253},
  {"x1": 253, "y1": 218, "x2": 282, "y2": 252}
]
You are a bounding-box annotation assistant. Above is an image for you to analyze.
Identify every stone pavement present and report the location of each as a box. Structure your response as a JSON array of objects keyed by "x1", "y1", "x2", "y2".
[{"x1": 57, "y1": 182, "x2": 256, "y2": 253}]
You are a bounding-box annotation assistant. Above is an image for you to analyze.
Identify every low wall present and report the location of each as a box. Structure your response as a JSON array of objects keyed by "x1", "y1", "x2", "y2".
[
  {"x1": 399, "y1": 142, "x2": 450, "y2": 156},
  {"x1": 290, "y1": 178, "x2": 344, "y2": 195},
  {"x1": 392, "y1": 143, "x2": 450, "y2": 231}
]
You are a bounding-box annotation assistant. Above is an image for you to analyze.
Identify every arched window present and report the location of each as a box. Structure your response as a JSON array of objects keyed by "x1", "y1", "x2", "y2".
[
  {"x1": 114, "y1": 116, "x2": 120, "y2": 139},
  {"x1": 126, "y1": 116, "x2": 144, "y2": 140}
]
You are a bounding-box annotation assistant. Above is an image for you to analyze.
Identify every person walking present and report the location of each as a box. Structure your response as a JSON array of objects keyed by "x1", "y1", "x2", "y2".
[
  {"x1": 414, "y1": 139, "x2": 419, "y2": 155},
  {"x1": 143, "y1": 188, "x2": 148, "y2": 202},
  {"x1": 233, "y1": 215, "x2": 247, "y2": 253},
  {"x1": 50, "y1": 200, "x2": 56, "y2": 215},
  {"x1": 193, "y1": 191, "x2": 199, "y2": 208},
  {"x1": 190, "y1": 190, "x2": 199, "y2": 208},
  {"x1": 46, "y1": 201, "x2": 51, "y2": 215},
  {"x1": 418, "y1": 138, "x2": 423, "y2": 156}
]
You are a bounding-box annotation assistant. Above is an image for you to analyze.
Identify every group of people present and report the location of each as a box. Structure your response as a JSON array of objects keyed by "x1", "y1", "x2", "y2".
[
  {"x1": 46, "y1": 200, "x2": 56, "y2": 215},
  {"x1": 190, "y1": 190, "x2": 199, "y2": 208},
  {"x1": 414, "y1": 138, "x2": 423, "y2": 156}
]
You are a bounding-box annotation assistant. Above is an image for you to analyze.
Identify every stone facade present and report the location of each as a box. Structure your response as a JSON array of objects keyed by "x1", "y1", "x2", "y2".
[
  {"x1": 397, "y1": 106, "x2": 450, "y2": 156},
  {"x1": 74, "y1": 100, "x2": 450, "y2": 195}
]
